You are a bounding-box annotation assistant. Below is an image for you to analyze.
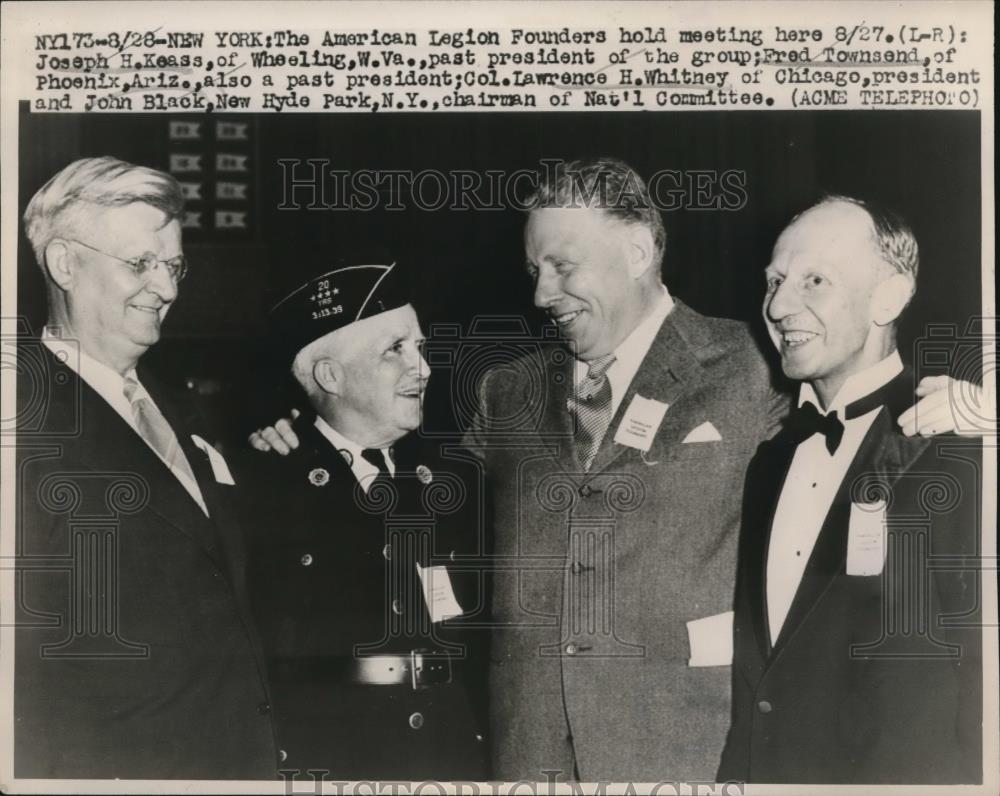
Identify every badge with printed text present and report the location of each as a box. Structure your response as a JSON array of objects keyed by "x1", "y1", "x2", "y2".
[
  {"x1": 613, "y1": 395, "x2": 670, "y2": 452},
  {"x1": 415, "y1": 562, "x2": 464, "y2": 623},
  {"x1": 847, "y1": 500, "x2": 888, "y2": 576},
  {"x1": 416, "y1": 464, "x2": 433, "y2": 485}
]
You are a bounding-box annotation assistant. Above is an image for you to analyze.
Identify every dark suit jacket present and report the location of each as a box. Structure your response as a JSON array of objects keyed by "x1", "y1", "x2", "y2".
[
  {"x1": 464, "y1": 299, "x2": 789, "y2": 781},
  {"x1": 718, "y1": 369, "x2": 983, "y2": 784},
  {"x1": 243, "y1": 418, "x2": 490, "y2": 780},
  {"x1": 14, "y1": 341, "x2": 277, "y2": 779}
]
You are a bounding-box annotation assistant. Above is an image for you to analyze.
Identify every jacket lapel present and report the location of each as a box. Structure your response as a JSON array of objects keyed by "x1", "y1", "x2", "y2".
[
  {"x1": 538, "y1": 346, "x2": 577, "y2": 472},
  {"x1": 45, "y1": 348, "x2": 224, "y2": 563},
  {"x1": 589, "y1": 300, "x2": 705, "y2": 475},
  {"x1": 133, "y1": 365, "x2": 229, "y2": 554},
  {"x1": 766, "y1": 369, "x2": 931, "y2": 661},
  {"x1": 746, "y1": 431, "x2": 799, "y2": 662}
]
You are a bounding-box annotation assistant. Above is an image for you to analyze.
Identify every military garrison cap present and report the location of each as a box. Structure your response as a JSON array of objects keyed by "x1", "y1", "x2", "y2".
[{"x1": 270, "y1": 262, "x2": 409, "y2": 363}]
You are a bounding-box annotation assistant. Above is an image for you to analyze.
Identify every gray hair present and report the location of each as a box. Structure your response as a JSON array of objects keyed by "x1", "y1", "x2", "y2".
[
  {"x1": 816, "y1": 194, "x2": 919, "y2": 280},
  {"x1": 23, "y1": 156, "x2": 184, "y2": 269}
]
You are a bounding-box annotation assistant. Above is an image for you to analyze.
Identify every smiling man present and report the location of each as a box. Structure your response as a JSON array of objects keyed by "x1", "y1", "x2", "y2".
[
  {"x1": 244, "y1": 263, "x2": 489, "y2": 780},
  {"x1": 464, "y1": 157, "x2": 790, "y2": 781},
  {"x1": 717, "y1": 197, "x2": 982, "y2": 784},
  {"x1": 16, "y1": 157, "x2": 277, "y2": 779},
  {"x1": 248, "y1": 159, "x2": 983, "y2": 783},
  {"x1": 463, "y1": 159, "x2": 984, "y2": 782}
]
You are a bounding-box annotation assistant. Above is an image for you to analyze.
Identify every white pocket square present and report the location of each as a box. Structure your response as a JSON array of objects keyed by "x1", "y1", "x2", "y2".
[
  {"x1": 682, "y1": 421, "x2": 722, "y2": 443},
  {"x1": 686, "y1": 610, "x2": 734, "y2": 667}
]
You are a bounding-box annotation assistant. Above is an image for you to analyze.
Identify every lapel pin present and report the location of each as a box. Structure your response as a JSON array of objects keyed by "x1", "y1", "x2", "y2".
[
  {"x1": 416, "y1": 464, "x2": 433, "y2": 485},
  {"x1": 308, "y1": 467, "x2": 330, "y2": 487}
]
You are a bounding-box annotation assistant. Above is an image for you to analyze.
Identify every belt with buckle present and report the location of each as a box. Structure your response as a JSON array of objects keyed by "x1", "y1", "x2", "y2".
[{"x1": 271, "y1": 651, "x2": 457, "y2": 689}]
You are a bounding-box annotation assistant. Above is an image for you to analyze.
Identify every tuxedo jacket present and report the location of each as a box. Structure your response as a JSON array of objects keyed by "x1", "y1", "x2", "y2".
[
  {"x1": 242, "y1": 418, "x2": 490, "y2": 781},
  {"x1": 14, "y1": 342, "x2": 277, "y2": 779},
  {"x1": 718, "y1": 369, "x2": 983, "y2": 784},
  {"x1": 464, "y1": 299, "x2": 789, "y2": 781}
]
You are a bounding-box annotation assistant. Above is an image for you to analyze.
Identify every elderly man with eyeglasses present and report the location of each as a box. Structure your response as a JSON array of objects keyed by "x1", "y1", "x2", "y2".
[{"x1": 14, "y1": 157, "x2": 279, "y2": 780}]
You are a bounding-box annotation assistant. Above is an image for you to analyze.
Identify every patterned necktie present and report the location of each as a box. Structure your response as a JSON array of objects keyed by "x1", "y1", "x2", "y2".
[
  {"x1": 123, "y1": 374, "x2": 198, "y2": 486},
  {"x1": 567, "y1": 354, "x2": 617, "y2": 471}
]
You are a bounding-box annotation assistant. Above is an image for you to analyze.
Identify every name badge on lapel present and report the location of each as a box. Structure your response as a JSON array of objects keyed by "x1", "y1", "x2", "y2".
[
  {"x1": 847, "y1": 500, "x2": 887, "y2": 576},
  {"x1": 613, "y1": 394, "x2": 670, "y2": 452},
  {"x1": 415, "y1": 563, "x2": 464, "y2": 623},
  {"x1": 191, "y1": 434, "x2": 236, "y2": 485}
]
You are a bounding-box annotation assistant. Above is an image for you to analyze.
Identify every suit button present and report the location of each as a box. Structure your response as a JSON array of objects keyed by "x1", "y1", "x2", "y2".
[
  {"x1": 571, "y1": 561, "x2": 584, "y2": 575},
  {"x1": 392, "y1": 599, "x2": 404, "y2": 615},
  {"x1": 565, "y1": 643, "x2": 578, "y2": 655},
  {"x1": 475, "y1": 733, "x2": 485, "y2": 742},
  {"x1": 382, "y1": 544, "x2": 392, "y2": 560},
  {"x1": 278, "y1": 749, "x2": 288, "y2": 762},
  {"x1": 300, "y1": 553, "x2": 313, "y2": 566},
  {"x1": 408, "y1": 712, "x2": 424, "y2": 729},
  {"x1": 579, "y1": 484, "x2": 593, "y2": 497},
  {"x1": 256, "y1": 702, "x2": 271, "y2": 715},
  {"x1": 757, "y1": 700, "x2": 773, "y2": 714}
]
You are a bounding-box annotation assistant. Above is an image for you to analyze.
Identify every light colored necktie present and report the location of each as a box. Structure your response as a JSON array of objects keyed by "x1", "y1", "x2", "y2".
[
  {"x1": 567, "y1": 354, "x2": 617, "y2": 471},
  {"x1": 123, "y1": 374, "x2": 199, "y2": 487}
]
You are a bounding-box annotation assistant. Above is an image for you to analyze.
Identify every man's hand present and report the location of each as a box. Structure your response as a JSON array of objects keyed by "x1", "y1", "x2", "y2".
[
  {"x1": 248, "y1": 408, "x2": 302, "y2": 455},
  {"x1": 898, "y1": 376, "x2": 997, "y2": 437}
]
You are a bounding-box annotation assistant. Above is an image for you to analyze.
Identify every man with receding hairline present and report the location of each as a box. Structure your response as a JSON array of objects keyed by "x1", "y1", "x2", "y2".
[{"x1": 718, "y1": 197, "x2": 982, "y2": 784}]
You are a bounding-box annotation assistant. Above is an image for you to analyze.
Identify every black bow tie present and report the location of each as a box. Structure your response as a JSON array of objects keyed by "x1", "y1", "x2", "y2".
[
  {"x1": 786, "y1": 386, "x2": 894, "y2": 455},
  {"x1": 787, "y1": 401, "x2": 845, "y2": 454}
]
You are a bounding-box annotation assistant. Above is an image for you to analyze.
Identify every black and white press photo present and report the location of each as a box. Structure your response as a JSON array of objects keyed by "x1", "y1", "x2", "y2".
[{"x1": 1, "y1": 2, "x2": 995, "y2": 793}]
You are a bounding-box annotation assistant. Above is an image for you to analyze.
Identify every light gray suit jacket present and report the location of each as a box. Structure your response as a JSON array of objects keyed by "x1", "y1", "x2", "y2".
[{"x1": 465, "y1": 299, "x2": 788, "y2": 782}]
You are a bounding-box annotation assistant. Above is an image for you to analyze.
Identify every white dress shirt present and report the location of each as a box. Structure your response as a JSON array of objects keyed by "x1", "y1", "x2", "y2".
[
  {"x1": 41, "y1": 326, "x2": 208, "y2": 515},
  {"x1": 573, "y1": 285, "x2": 675, "y2": 417},
  {"x1": 766, "y1": 350, "x2": 903, "y2": 644},
  {"x1": 314, "y1": 416, "x2": 395, "y2": 492}
]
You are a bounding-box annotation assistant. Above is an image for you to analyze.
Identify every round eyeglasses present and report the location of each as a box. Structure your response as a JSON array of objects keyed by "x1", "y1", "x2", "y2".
[{"x1": 69, "y1": 238, "x2": 188, "y2": 282}]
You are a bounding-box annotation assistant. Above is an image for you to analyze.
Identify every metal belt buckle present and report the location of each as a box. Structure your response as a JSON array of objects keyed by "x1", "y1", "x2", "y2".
[{"x1": 410, "y1": 649, "x2": 452, "y2": 689}]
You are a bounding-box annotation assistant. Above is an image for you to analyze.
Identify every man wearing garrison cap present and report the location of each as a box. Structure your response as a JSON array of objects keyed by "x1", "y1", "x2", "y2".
[{"x1": 242, "y1": 262, "x2": 489, "y2": 780}]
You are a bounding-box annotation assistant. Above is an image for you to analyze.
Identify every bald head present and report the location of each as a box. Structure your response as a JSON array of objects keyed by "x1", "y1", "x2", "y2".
[{"x1": 763, "y1": 197, "x2": 918, "y2": 405}]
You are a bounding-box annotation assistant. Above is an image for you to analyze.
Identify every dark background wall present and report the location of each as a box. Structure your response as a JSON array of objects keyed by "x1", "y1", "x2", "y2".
[{"x1": 17, "y1": 109, "x2": 982, "y2": 445}]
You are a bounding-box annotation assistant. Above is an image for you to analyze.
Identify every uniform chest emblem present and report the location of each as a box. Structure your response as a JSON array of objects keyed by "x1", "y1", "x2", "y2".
[
  {"x1": 308, "y1": 467, "x2": 330, "y2": 486},
  {"x1": 416, "y1": 464, "x2": 433, "y2": 485}
]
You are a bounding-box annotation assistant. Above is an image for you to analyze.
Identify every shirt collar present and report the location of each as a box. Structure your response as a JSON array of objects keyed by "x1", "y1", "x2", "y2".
[
  {"x1": 314, "y1": 415, "x2": 366, "y2": 461},
  {"x1": 313, "y1": 416, "x2": 395, "y2": 476},
  {"x1": 41, "y1": 325, "x2": 146, "y2": 402},
  {"x1": 798, "y1": 350, "x2": 904, "y2": 416},
  {"x1": 575, "y1": 285, "x2": 674, "y2": 386},
  {"x1": 611, "y1": 285, "x2": 673, "y2": 379}
]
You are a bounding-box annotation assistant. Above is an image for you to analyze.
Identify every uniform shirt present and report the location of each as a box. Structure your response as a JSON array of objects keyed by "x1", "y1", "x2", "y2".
[
  {"x1": 572, "y1": 284, "x2": 675, "y2": 417},
  {"x1": 766, "y1": 350, "x2": 903, "y2": 644},
  {"x1": 313, "y1": 415, "x2": 396, "y2": 491},
  {"x1": 41, "y1": 326, "x2": 208, "y2": 515}
]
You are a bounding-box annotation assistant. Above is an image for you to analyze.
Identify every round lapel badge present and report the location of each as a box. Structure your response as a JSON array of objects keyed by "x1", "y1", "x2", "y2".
[
  {"x1": 308, "y1": 467, "x2": 330, "y2": 487},
  {"x1": 416, "y1": 464, "x2": 433, "y2": 485}
]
